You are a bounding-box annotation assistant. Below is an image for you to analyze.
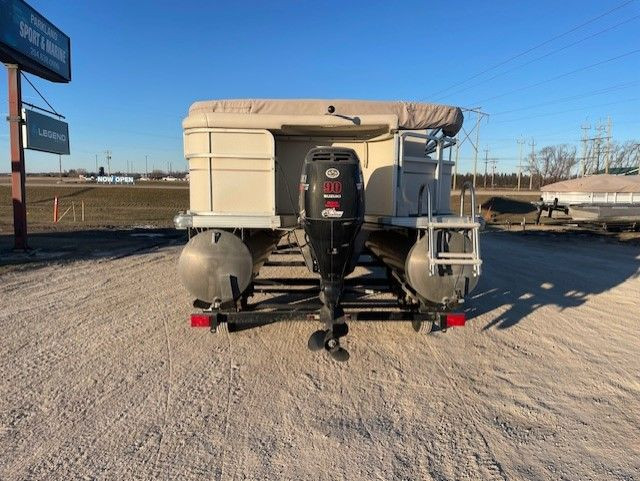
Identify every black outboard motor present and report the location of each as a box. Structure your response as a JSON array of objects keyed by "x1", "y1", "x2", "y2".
[{"x1": 299, "y1": 147, "x2": 365, "y2": 361}]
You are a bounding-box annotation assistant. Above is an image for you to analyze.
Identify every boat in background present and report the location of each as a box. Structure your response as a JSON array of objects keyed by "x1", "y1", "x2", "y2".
[{"x1": 537, "y1": 174, "x2": 640, "y2": 226}]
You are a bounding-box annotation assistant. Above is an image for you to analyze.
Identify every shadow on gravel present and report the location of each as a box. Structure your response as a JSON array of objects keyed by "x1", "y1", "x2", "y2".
[
  {"x1": 466, "y1": 230, "x2": 640, "y2": 330},
  {"x1": 0, "y1": 228, "x2": 186, "y2": 272}
]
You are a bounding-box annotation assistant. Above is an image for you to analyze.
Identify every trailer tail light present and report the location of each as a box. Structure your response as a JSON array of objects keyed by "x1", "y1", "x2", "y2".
[
  {"x1": 190, "y1": 314, "x2": 211, "y2": 328},
  {"x1": 445, "y1": 312, "x2": 466, "y2": 328}
]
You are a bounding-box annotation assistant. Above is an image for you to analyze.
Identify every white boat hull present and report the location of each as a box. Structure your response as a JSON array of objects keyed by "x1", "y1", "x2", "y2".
[{"x1": 568, "y1": 204, "x2": 640, "y2": 222}]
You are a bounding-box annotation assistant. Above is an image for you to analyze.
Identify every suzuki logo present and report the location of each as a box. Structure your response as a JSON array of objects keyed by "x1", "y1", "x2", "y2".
[{"x1": 325, "y1": 168, "x2": 339, "y2": 179}]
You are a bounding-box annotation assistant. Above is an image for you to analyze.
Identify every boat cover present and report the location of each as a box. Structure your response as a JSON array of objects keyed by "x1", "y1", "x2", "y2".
[
  {"x1": 188, "y1": 99, "x2": 464, "y2": 136},
  {"x1": 542, "y1": 174, "x2": 640, "y2": 193}
]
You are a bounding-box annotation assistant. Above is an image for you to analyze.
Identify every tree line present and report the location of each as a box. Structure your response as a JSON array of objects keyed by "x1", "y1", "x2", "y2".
[
  {"x1": 528, "y1": 140, "x2": 639, "y2": 187},
  {"x1": 455, "y1": 140, "x2": 639, "y2": 189}
]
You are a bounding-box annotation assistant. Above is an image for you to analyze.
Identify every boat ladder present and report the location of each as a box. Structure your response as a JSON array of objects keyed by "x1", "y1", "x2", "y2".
[{"x1": 417, "y1": 181, "x2": 482, "y2": 277}]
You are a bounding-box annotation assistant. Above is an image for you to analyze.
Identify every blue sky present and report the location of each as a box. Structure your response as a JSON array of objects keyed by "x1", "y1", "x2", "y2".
[{"x1": 1, "y1": 0, "x2": 639, "y2": 174}]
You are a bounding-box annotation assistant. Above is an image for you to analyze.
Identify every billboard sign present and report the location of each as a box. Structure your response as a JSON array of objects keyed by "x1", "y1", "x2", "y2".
[
  {"x1": 22, "y1": 108, "x2": 70, "y2": 155},
  {"x1": 0, "y1": 0, "x2": 71, "y2": 82}
]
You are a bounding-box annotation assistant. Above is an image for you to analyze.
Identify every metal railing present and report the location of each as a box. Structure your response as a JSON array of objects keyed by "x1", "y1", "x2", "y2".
[{"x1": 416, "y1": 181, "x2": 482, "y2": 277}]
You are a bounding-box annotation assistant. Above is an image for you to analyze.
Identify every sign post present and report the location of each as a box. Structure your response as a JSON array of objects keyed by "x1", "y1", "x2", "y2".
[
  {"x1": 1, "y1": 0, "x2": 71, "y2": 250},
  {"x1": 7, "y1": 63, "x2": 27, "y2": 249}
]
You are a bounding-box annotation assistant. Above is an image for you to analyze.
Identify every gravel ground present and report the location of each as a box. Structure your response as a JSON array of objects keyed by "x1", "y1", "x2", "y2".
[{"x1": 0, "y1": 231, "x2": 638, "y2": 480}]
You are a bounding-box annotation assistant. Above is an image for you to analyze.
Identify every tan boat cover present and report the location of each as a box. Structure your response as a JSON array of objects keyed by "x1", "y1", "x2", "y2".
[
  {"x1": 189, "y1": 99, "x2": 464, "y2": 136},
  {"x1": 542, "y1": 174, "x2": 640, "y2": 193}
]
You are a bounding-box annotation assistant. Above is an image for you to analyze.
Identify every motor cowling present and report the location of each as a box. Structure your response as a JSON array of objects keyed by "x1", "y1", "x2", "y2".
[{"x1": 299, "y1": 147, "x2": 365, "y2": 321}]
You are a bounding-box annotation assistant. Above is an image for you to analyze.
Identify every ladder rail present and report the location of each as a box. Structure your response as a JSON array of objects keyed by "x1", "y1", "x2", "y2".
[
  {"x1": 417, "y1": 183, "x2": 437, "y2": 275},
  {"x1": 460, "y1": 180, "x2": 477, "y2": 219},
  {"x1": 418, "y1": 181, "x2": 483, "y2": 277},
  {"x1": 459, "y1": 181, "x2": 481, "y2": 276}
]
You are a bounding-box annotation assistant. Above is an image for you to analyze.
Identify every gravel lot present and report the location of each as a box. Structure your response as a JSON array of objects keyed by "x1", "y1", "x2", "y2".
[{"x1": 0, "y1": 230, "x2": 638, "y2": 480}]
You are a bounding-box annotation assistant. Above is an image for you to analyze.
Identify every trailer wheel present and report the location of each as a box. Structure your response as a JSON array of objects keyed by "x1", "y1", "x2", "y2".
[
  {"x1": 214, "y1": 321, "x2": 229, "y2": 334},
  {"x1": 210, "y1": 313, "x2": 229, "y2": 334},
  {"x1": 412, "y1": 319, "x2": 433, "y2": 334}
]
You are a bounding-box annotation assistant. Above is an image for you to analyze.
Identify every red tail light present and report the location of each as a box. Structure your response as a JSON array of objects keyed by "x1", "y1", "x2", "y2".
[
  {"x1": 445, "y1": 313, "x2": 466, "y2": 328},
  {"x1": 190, "y1": 314, "x2": 211, "y2": 328}
]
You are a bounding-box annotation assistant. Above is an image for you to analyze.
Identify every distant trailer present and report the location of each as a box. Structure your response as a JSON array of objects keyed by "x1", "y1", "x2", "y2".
[{"x1": 536, "y1": 174, "x2": 640, "y2": 226}]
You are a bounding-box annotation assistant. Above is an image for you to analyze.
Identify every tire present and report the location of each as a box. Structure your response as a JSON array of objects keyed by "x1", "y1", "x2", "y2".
[{"x1": 212, "y1": 320, "x2": 228, "y2": 334}]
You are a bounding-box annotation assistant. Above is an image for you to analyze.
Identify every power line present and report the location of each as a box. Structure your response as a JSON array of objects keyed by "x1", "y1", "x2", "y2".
[
  {"x1": 491, "y1": 80, "x2": 640, "y2": 116},
  {"x1": 491, "y1": 97, "x2": 639, "y2": 124},
  {"x1": 434, "y1": 13, "x2": 640, "y2": 101},
  {"x1": 455, "y1": 108, "x2": 489, "y2": 189},
  {"x1": 424, "y1": 0, "x2": 636, "y2": 99},
  {"x1": 468, "y1": 48, "x2": 640, "y2": 105}
]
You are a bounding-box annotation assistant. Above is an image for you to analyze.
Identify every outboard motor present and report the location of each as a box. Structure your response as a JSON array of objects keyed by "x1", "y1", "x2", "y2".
[{"x1": 299, "y1": 147, "x2": 365, "y2": 361}]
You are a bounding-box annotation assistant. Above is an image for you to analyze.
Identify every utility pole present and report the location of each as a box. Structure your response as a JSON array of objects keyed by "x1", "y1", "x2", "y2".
[
  {"x1": 594, "y1": 124, "x2": 603, "y2": 174},
  {"x1": 483, "y1": 148, "x2": 489, "y2": 188},
  {"x1": 490, "y1": 159, "x2": 498, "y2": 188},
  {"x1": 95, "y1": 154, "x2": 98, "y2": 174},
  {"x1": 105, "y1": 150, "x2": 112, "y2": 176},
  {"x1": 517, "y1": 137, "x2": 525, "y2": 190},
  {"x1": 605, "y1": 116, "x2": 612, "y2": 174},
  {"x1": 456, "y1": 108, "x2": 488, "y2": 189},
  {"x1": 473, "y1": 113, "x2": 481, "y2": 188},
  {"x1": 580, "y1": 124, "x2": 590, "y2": 177},
  {"x1": 529, "y1": 139, "x2": 536, "y2": 190},
  {"x1": 145, "y1": 155, "x2": 148, "y2": 178},
  {"x1": 452, "y1": 137, "x2": 460, "y2": 190}
]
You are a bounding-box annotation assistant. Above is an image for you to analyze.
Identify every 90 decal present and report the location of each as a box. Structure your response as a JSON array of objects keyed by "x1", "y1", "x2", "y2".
[{"x1": 323, "y1": 181, "x2": 342, "y2": 194}]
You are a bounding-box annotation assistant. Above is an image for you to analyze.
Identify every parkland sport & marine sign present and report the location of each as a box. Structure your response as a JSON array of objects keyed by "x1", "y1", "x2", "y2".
[
  {"x1": 2, "y1": 0, "x2": 71, "y2": 249},
  {"x1": 0, "y1": 0, "x2": 71, "y2": 82},
  {"x1": 22, "y1": 108, "x2": 70, "y2": 155}
]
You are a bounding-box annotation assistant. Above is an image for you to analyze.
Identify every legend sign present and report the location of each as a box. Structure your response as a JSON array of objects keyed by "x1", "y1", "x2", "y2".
[
  {"x1": 22, "y1": 108, "x2": 70, "y2": 155},
  {"x1": 0, "y1": 0, "x2": 71, "y2": 82}
]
